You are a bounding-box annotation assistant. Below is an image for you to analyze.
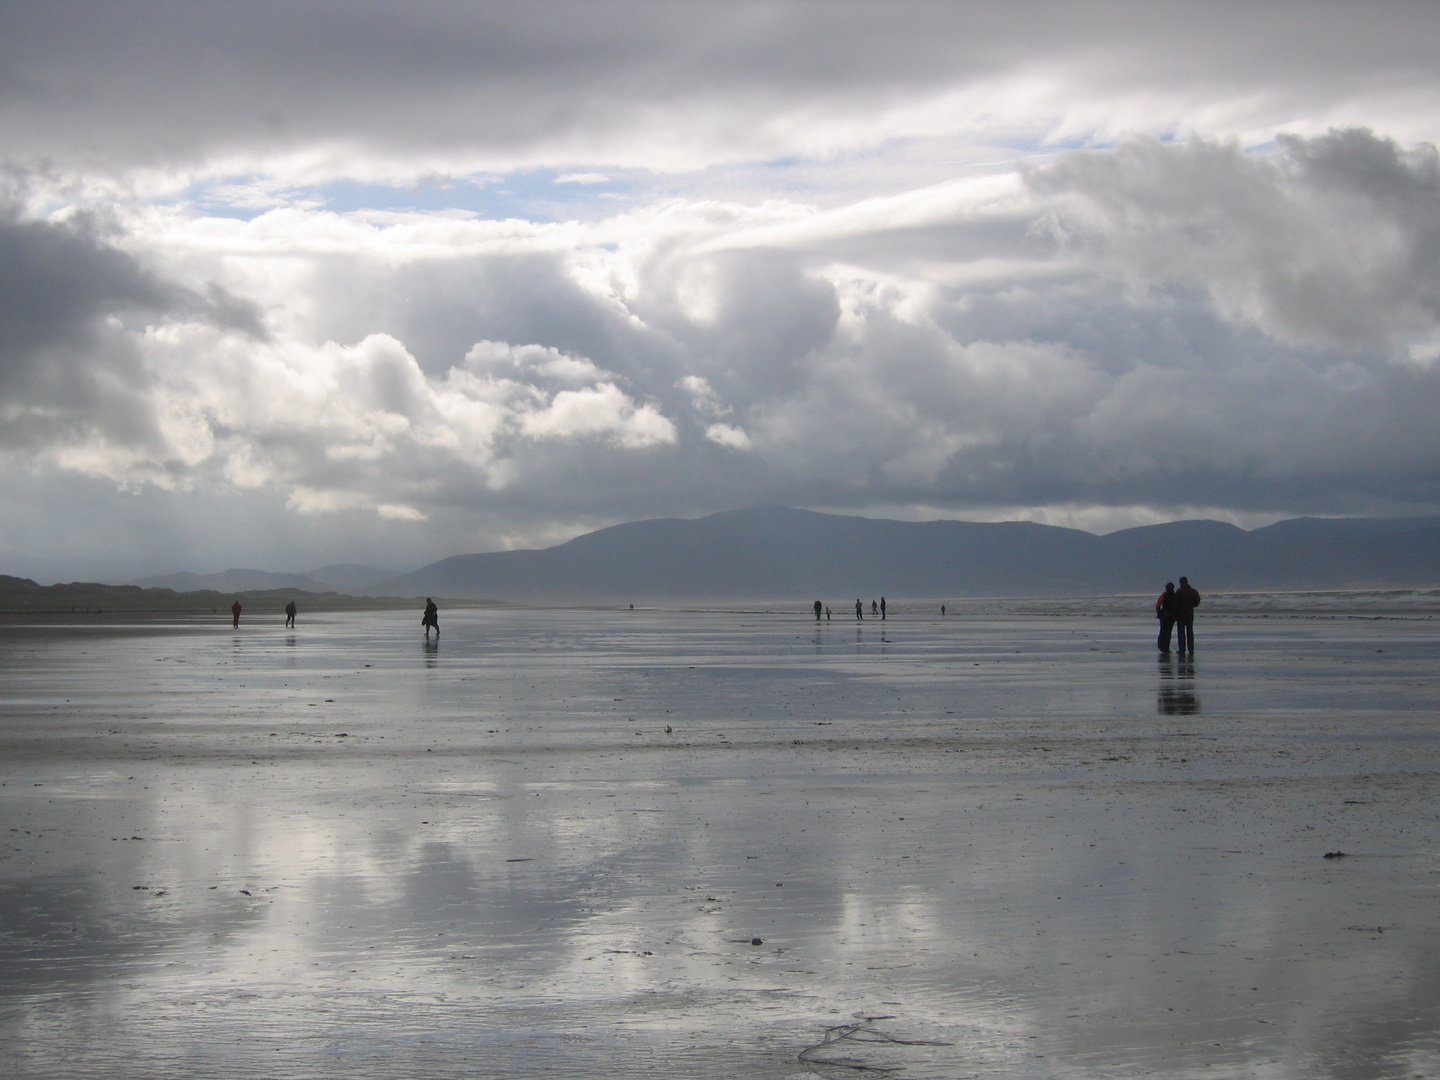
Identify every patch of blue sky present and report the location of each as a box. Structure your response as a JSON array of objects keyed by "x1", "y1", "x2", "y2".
[{"x1": 183, "y1": 169, "x2": 647, "y2": 223}]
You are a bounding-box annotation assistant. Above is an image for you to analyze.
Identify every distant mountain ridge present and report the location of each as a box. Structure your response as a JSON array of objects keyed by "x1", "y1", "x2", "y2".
[
  {"x1": 375, "y1": 507, "x2": 1440, "y2": 602},
  {"x1": 128, "y1": 564, "x2": 397, "y2": 595}
]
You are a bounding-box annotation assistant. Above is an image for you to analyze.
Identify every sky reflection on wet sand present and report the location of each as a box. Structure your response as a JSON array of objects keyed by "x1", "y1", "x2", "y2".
[{"x1": 2, "y1": 600, "x2": 1439, "y2": 1078}]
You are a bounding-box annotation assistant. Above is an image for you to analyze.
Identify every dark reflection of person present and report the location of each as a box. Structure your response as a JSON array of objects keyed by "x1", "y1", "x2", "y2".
[
  {"x1": 814, "y1": 599, "x2": 823, "y2": 621},
  {"x1": 855, "y1": 599, "x2": 863, "y2": 620},
  {"x1": 422, "y1": 597, "x2": 439, "y2": 640},
  {"x1": 284, "y1": 599, "x2": 297, "y2": 628},
  {"x1": 1174, "y1": 576, "x2": 1201, "y2": 654},
  {"x1": 230, "y1": 600, "x2": 242, "y2": 628},
  {"x1": 880, "y1": 596, "x2": 887, "y2": 620},
  {"x1": 1158, "y1": 656, "x2": 1199, "y2": 714},
  {"x1": 1155, "y1": 582, "x2": 1176, "y2": 653}
]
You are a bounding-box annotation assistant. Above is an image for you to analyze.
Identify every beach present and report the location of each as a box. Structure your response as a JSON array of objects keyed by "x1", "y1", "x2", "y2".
[{"x1": 2, "y1": 597, "x2": 1438, "y2": 1078}]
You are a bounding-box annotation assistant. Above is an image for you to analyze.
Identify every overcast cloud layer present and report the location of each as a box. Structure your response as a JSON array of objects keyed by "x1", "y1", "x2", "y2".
[{"x1": 3, "y1": 1, "x2": 1440, "y2": 581}]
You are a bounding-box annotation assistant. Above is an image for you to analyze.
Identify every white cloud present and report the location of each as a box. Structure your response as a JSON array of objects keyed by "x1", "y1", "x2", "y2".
[
  {"x1": 518, "y1": 383, "x2": 677, "y2": 447},
  {"x1": 704, "y1": 423, "x2": 751, "y2": 450}
]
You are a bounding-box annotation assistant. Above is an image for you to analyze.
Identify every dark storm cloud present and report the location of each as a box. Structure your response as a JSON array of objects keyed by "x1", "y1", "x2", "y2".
[
  {"x1": 0, "y1": 204, "x2": 264, "y2": 455},
  {"x1": 1, "y1": 2, "x2": 1437, "y2": 171},
  {"x1": 1030, "y1": 130, "x2": 1440, "y2": 350}
]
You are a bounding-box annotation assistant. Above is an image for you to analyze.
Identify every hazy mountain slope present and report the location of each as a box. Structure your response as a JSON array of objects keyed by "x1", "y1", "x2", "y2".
[
  {"x1": 303, "y1": 564, "x2": 399, "y2": 593},
  {"x1": 0, "y1": 576, "x2": 420, "y2": 614},
  {"x1": 127, "y1": 564, "x2": 396, "y2": 595},
  {"x1": 128, "y1": 569, "x2": 335, "y2": 593}
]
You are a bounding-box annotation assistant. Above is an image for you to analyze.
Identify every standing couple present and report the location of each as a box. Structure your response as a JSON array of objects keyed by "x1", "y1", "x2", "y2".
[{"x1": 1155, "y1": 577, "x2": 1200, "y2": 654}]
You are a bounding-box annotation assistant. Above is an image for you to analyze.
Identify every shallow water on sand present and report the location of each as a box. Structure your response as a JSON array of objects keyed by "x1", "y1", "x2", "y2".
[{"x1": 2, "y1": 599, "x2": 1439, "y2": 1078}]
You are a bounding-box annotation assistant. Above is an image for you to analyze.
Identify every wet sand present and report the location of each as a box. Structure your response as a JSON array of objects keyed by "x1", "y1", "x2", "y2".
[{"x1": 2, "y1": 598, "x2": 1438, "y2": 1078}]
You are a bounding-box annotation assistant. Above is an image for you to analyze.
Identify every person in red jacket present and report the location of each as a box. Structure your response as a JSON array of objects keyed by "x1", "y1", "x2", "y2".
[
  {"x1": 1155, "y1": 582, "x2": 1176, "y2": 653},
  {"x1": 1174, "y1": 577, "x2": 1201, "y2": 654}
]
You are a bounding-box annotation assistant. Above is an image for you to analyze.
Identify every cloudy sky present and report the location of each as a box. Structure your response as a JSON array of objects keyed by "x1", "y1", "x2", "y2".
[{"x1": 4, "y1": 1, "x2": 1440, "y2": 581}]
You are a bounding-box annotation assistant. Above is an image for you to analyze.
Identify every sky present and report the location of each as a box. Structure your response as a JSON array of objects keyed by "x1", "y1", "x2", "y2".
[{"x1": 4, "y1": 1, "x2": 1440, "y2": 582}]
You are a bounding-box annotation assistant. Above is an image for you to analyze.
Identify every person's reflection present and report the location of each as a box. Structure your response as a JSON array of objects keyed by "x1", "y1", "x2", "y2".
[
  {"x1": 423, "y1": 639, "x2": 439, "y2": 668},
  {"x1": 1157, "y1": 654, "x2": 1199, "y2": 715}
]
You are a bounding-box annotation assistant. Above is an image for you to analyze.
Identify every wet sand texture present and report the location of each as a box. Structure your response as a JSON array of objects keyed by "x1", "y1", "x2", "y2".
[{"x1": 2, "y1": 599, "x2": 1439, "y2": 1078}]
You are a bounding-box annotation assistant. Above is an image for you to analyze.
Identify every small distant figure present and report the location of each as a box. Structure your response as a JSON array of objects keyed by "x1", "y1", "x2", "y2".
[
  {"x1": 941, "y1": 604, "x2": 946, "y2": 616},
  {"x1": 855, "y1": 599, "x2": 863, "y2": 620},
  {"x1": 284, "y1": 599, "x2": 297, "y2": 629},
  {"x1": 630, "y1": 603, "x2": 634, "y2": 610},
  {"x1": 1155, "y1": 582, "x2": 1176, "y2": 653},
  {"x1": 825, "y1": 606, "x2": 831, "y2": 621},
  {"x1": 1174, "y1": 577, "x2": 1201, "y2": 654},
  {"x1": 880, "y1": 596, "x2": 887, "y2": 620},
  {"x1": 871, "y1": 599, "x2": 879, "y2": 616},
  {"x1": 422, "y1": 597, "x2": 439, "y2": 640},
  {"x1": 813, "y1": 600, "x2": 823, "y2": 621},
  {"x1": 230, "y1": 600, "x2": 242, "y2": 628}
]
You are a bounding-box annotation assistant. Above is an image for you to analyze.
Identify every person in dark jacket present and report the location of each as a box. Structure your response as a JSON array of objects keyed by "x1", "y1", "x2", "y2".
[
  {"x1": 1155, "y1": 582, "x2": 1176, "y2": 653},
  {"x1": 230, "y1": 600, "x2": 242, "y2": 628},
  {"x1": 422, "y1": 598, "x2": 439, "y2": 640},
  {"x1": 1174, "y1": 577, "x2": 1201, "y2": 653}
]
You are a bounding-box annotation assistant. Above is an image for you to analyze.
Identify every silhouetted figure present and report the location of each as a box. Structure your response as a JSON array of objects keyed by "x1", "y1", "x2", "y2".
[
  {"x1": 880, "y1": 596, "x2": 887, "y2": 620},
  {"x1": 814, "y1": 599, "x2": 823, "y2": 621},
  {"x1": 1155, "y1": 582, "x2": 1175, "y2": 653},
  {"x1": 422, "y1": 597, "x2": 439, "y2": 640},
  {"x1": 941, "y1": 604, "x2": 946, "y2": 616},
  {"x1": 855, "y1": 599, "x2": 863, "y2": 620},
  {"x1": 871, "y1": 599, "x2": 879, "y2": 616},
  {"x1": 230, "y1": 600, "x2": 242, "y2": 628},
  {"x1": 1174, "y1": 576, "x2": 1201, "y2": 654},
  {"x1": 825, "y1": 606, "x2": 831, "y2": 621},
  {"x1": 284, "y1": 599, "x2": 297, "y2": 628}
]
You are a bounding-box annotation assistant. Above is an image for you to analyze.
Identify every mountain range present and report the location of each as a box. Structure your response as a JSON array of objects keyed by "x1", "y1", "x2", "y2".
[{"x1": 375, "y1": 507, "x2": 1440, "y2": 603}]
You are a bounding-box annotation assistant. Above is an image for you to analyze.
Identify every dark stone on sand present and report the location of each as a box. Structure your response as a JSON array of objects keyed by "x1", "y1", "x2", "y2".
[
  {"x1": 751, "y1": 937, "x2": 763, "y2": 946},
  {"x1": 1324, "y1": 851, "x2": 1348, "y2": 859}
]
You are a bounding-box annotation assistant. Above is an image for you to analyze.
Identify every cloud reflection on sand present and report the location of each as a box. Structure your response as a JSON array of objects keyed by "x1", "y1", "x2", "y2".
[{"x1": 2, "y1": 600, "x2": 1439, "y2": 1077}]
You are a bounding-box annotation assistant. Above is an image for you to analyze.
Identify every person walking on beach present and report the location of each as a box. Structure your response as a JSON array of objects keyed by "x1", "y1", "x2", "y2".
[
  {"x1": 422, "y1": 598, "x2": 439, "y2": 640},
  {"x1": 855, "y1": 599, "x2": 863, "y2": 620},
  {"x1": 1155, "y1": 582, "x2": 1176, "y2": 653},
  {"x1": 880, "y1": 596, "x2": 887, "y2": 620},
  {"x1": 825, "y1": 606, "x2": 831, "y2": 621},
  {"x1": 871, "y1": 599, "x2": 879, "y2": 616},
  {"x1": 284, "y1": 599, "x2": 297, "y2": 628},
  {"x1": 230, "y1": 600, "x2": 242, "y2": 628},
  {"x1": 814, "y1": 599, "x2": 823, "y2": 621},
  {"x1": 1174, "y1": 576, "x2": 1201, "y2": 654}
]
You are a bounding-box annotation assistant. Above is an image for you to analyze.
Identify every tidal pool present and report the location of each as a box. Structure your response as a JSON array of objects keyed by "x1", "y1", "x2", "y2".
[{"x1": 1, "y1": 597, "x2": 1438, "y2": 1078}]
